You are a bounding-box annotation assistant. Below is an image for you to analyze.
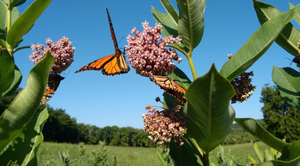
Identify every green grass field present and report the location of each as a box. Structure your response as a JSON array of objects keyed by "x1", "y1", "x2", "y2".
[{"x1": 37, "y1": 142, "x2": 269, "y2": 166}]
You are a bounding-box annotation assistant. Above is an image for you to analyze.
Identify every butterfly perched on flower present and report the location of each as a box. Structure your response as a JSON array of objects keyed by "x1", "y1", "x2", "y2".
[
  {"x1": 75, "y1": 8, "x2": 130, "y2": 76},
  {"x1": 41, "y1": 74, "x2": 64, "y2": 104},
  {"x1": 149, "y1": 74, "x2": 186, "y2": 104}
]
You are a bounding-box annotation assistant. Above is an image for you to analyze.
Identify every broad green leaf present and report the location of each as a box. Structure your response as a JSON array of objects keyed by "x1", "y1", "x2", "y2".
[
  {"x1": 252, "y1": 141, "x2": 264, "y2": 163},
  {"x1": 249, "y1": 154, "x2": 258, "y2": 165},
  {"x1": 0, "y1": 52, "x2": 54, "y2": 153},
  {"x1": 152, "y1": 7, "x2": 189, "y2": 53},
  {"x1": 259, "y1": 155, "x2": 300, "y2": 166},
  {"x1": 9, "y1": 0, "x2": 26, "y2": 8},
  {"x1": 265, "y1": 149, "x2": 274, "y2": 161},
  {"x1": 2, "y1": 65, "x2": 22, "y2": 97},
  {"x1": 253, "y1": 0, "x2": 300, "y2": 56},
  {"x1": 289, "y1": 3, "x2": 300, "y2": 26},
  {"x1": 200, "y1": 0, "x2": 206, "y2": 13},
  {"x1": 279, "y1": 141, "x2": 300, "y2": 161},
  {"x1": 6, "y1": 160, "x2": 20, "y2": 166},
  {"x1": 152, "y1": 7, "x2": 179, "y2": 38},
  {"x1": 0, "y1": 39, "x2": 7, "y2": 47},
  {"x1": 235, "y1": 118, "x2": 287, "y2": 152},
  {"x1": 0, "y1": 50, "x2": 15, "y2": 94},
  {"x1": 0, "y1": 3, "x2": 5, "y2": 40},
  {"x1": 272, "y1": 66, "x2": 300, "y2": 110},
  {"x1": 220, "y1": 8, "x2": 295, "y2": 81},
  {"x1": 169, "y1": 138, "x2": 201, "y2": 166},
  {"x1": 6, "y1": 0, "x2": 52, "y2": 49},
  {"x1": 184, "y1": 64, "x2": 236, "y2": 153},
  {"x1": 177, "y1": 0, "x2": 204, "y2": 50},
  {"x1": 156, "y1": 148, "x2": 168, "y2": 166},
  {"x1": 11, "y1": 7, "x2": 20, "y2": 26},
  {"x1": 160, "y1": 0, "x2": 179, "y2": 24},
  {"x1": 0, "y1": 107, "x2": 49, "y2": 166}
]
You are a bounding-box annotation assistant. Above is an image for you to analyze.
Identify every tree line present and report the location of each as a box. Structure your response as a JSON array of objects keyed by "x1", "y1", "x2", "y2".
[{"x1": 1, "y1": 84, "x2": 299, "y2": 147}]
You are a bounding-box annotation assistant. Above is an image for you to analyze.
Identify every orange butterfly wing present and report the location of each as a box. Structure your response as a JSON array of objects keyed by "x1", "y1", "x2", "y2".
[
  {"x1": 41, "y1": 74, "x2": 64, "y2": 104},
  {"x1": 75, "y1": 8, "x2": 130, "y2": 76},
  {"x1": 150, "y1": 74, "x2": 186, "y2": 104}
]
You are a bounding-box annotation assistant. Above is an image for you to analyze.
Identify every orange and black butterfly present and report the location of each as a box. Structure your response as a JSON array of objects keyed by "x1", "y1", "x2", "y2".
[
  {"x1": 41, "y1": 74, "x2": 64, "y2": 104},
  {"x1": 75, "y1": 8, "x2": 130, "y2": 76},
  {"x1": 149, "y1": 74, "x2": 186, "y2": 104}
]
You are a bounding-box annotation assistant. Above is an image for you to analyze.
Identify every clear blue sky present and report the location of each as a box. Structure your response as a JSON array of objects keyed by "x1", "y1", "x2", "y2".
[{"x1": 14, "y1": 0, "x2": 300, "y2": 128}]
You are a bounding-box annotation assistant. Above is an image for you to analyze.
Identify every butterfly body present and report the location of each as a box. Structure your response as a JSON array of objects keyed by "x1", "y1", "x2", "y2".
[
  {"x1": 41, "y1": 74, "x2": 64, "y2": 104},
  {"x1": 75, "y1": 8, "x2": 130, "y2": 76}
]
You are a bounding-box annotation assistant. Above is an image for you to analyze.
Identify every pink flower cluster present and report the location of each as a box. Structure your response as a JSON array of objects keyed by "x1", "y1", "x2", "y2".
[
  {"x1": 142, "y1": 104, "x2": 186, "y2": 146},
  {"x1": 29, "y1": 37, "x2": 75, "y2": 74},
  {"x1": 126, "y1": 21, "x2": 182, "y2": 77}
]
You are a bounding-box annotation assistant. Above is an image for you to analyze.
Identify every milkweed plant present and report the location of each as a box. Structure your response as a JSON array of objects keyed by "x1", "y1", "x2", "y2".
[{"x1": 0, "y1": 0, "x2": 300, "y2": 165}]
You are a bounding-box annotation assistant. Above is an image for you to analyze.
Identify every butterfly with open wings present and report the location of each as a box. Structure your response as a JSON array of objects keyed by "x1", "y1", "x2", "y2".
[{"x1": 75, "y1": 8, "x2": 130, "y2": 76}]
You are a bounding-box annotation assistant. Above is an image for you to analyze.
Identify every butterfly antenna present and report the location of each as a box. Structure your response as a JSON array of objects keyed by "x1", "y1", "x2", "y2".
[
  {"x1": 62, "y1": 70, "x2": 71, "y2": 78},
  {"x1": 118, "y1": 36, "x2": 125, "y2": 45},
  {"x1": 286, "y1": 58, "x2": 292, "y2": 66}
]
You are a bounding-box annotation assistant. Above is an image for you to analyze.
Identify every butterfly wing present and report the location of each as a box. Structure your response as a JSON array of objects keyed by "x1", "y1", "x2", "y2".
[
  {"x1": 41, "y1": 74, "x2": 64, "y2": 104},
  {"x1": 75, "y1": 54, "x2": 115, "y2": 73},
  {"x1": 150, "y1": 74, "x2": 186, "y2": 104},
  {"x1": 75, "y1": 9, "x2": 130, "y2": 76},
  {"x1": 106, "y1": 8, "x2": 119, "y2": 53},
  {"x1": 102, "y1": 50, "x2": 130, "y2": 75}
]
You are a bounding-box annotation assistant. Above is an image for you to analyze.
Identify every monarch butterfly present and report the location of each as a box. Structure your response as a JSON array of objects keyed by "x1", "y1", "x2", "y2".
[
  {"x1": 75, "y1": 8, "x2": 130, "y2": 76},
  {"x1": 41, "y1": 74, "x2": 64, "y2": 104},
  {"x1": 149, "y1": 74, "x2": 186, "y2": 104}
]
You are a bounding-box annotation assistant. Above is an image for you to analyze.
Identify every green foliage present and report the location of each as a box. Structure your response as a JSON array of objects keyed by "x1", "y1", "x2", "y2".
[
  {"x1": 0, "y1": 107, "x2": 49, "y2": 166},
  {"x1": 211, "y1": 145, "x2": 233, "y2": 166},
  {"x1": 279, "y1": 141, "x2": 300, "y2": 161},
  {"x1": 184, "y1": 64, "x2": 235, "y2": 153},
  {"x1": 235, "y1": 118, "x2": 287, "y2": 152},
  {"x1": 0, "y1": 50, "x2": 15, "y2": 94},
  {"x1": 222, "y1": 122, "x2": 260, "y2": 145},
  {"x1": 90, "y1": 141, "x2": 109, "y2": 166},
  {"x1": 253, "y1": 0, "x2": 300, "y2": 56},
  {"x1": 157, "y1": 147, "x2": 173, "y2": 166},
  {"x1": 169, "y1": 138, "x2": 200, "y2": 166},
  {"x1": 6, "y1": 0, "x2": 52, "y2": 49},
  {"x1": 176, "y1": 0, "x2": 204, "y2": 50},
  {"x1": 220, "y1": 7, "x2": 295, "y2": 81},
  {"x1": 0, "y1": 52, "x2": 54, "y2": 153},
  {"x1": 248, "y1": 141, "x2": 281, "y2": 165},
  {"x1": 260, "y1": 84, "x2": 300, "y2": 143},
  {"x1": 272, "y1": 66, "x2": 300, "y2": 110},
  {"x1": 151, "y1": 0, "x2": 189, "y2": 54}
]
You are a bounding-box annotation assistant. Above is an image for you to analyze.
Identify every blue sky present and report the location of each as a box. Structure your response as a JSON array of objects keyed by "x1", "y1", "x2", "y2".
[{"x1": 14, "y1": 0, "x2": 300, "y2": 128}]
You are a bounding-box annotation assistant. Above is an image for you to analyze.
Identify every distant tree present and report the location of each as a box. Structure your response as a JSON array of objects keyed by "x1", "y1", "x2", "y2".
[
  {"x1": 43, "y1": 107, "x2": 79, "y2": 143},
  {"x1": 260, "y1": 84, "x2": 300, "y2": 142}
]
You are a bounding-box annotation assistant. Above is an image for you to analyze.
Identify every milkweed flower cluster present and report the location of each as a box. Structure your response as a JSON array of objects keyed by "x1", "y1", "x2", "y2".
[
  {"x1": 228, "y1": 54, "x2": 256, "y2": 103},
  {"x1": 126, "y1": 21, "x2": 182, "y2": 77},
  {"x1": 29, "y1": 36, "x2": 75, "y2": 75},
  {"x1": 142, "y1": 104, "x2": 186, "y2": 146}
]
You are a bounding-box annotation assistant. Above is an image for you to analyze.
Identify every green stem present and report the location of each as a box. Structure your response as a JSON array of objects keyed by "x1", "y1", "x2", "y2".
[
  {"x1": 6, "y1": 0, "x2": 12, "y2": 55},
  {"x1": 202, "y1": 153, "x2": 209, "y2": 166},
  {"x1": 13, "y1": 46, "x2": 31, "y2": 53},
  {"x1": 187, "y1": 55, "x2": 197, "y2": 80}
]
